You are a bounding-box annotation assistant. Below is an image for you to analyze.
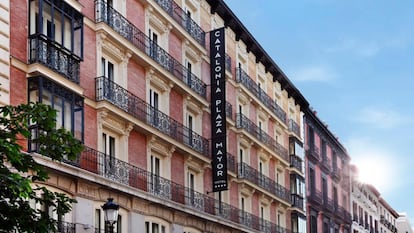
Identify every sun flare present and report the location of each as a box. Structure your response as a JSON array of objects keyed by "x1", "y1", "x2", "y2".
[{"x1": 354, "y1": 156, "x2": 391, "y2": 192}]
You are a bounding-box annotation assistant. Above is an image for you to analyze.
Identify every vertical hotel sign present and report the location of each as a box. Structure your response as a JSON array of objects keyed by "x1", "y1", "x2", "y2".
[{"x1": 210, "y1": 27, "x2": 228, "y2": 192}]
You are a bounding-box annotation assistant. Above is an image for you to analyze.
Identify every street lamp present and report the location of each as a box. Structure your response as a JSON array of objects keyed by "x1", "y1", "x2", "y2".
[{"x1": 101, "y1": 198, "x2": 119, "y2": 233}]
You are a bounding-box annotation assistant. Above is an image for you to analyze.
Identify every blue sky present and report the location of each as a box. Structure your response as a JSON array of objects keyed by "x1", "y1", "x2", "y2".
[{"x1": 224, "y1": 0, "x2": 414, "y2": 223}]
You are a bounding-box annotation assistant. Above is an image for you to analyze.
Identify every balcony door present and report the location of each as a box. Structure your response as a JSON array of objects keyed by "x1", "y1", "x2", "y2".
[
  {"x1": 150, "y1": 155, "x2": 161, "y2": 195},
  {"x1": 149, "y1": 88, "x2": 159, "y2": 127},
  {"x1": 149, "y1": 29, "x2": 159, "y2": 59},
  {"x1": 322, "y1": 177, "x2": 328, "y2": 203},
  {"x1": 102, "y1": 133, "x2": 116, "y2": 176}
]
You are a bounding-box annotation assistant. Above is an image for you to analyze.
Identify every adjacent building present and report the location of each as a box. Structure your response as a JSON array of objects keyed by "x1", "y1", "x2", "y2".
[
  {"x1": 350, "y1": 165, "x2": 399, "y2": 233},
  {"x1": 304, "y1": 109, "x2": 352, "y2": 233},
  {"x1": 8, "y1": 0, "x2": 309, "y2": 232}
]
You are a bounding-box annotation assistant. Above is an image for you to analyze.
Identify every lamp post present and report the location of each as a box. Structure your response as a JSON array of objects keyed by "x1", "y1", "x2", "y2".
[{"x1": 101, "y1": 198, "x2": 119, "y2": 233}]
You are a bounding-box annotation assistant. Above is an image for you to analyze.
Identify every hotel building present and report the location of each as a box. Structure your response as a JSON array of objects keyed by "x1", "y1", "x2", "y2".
[{"x1": 6, "y1": 0, "x2": 309, "y2": 232}]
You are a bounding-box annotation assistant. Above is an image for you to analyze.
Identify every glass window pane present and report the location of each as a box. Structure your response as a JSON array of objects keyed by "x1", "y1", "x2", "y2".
[{"x1": 54, "y1": 95, "x2": 63, "y2": 128}]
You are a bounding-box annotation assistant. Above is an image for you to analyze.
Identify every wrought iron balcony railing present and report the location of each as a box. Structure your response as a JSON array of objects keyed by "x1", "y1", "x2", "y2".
[
  {"x1": 307, "y1": 189, "x2": 322, "y2": 205},
  {"x1": 96, "y1": 76, "x2": 209, "y2": 156},
  {"x1": 288, "y1": 119, "x2": 301, "y2": 137},
  {"x1": 153, "y1": 0, "x2": 205, "y2": 46},
  {"x1": 306, "y1": 145, "x2": 320, "y2": 162},
  {"x1": 29, "y1": 34, "x2": 80, "y2": 84},
  {"x1": 61, "y1": 146, "x2": 290, "y2": 233},
  {"x1": 236, "y1": 67, "x2": 287, "y2": 124},
  {"x1": 331, "y1": 165, "x2": 341, "y2": 180},
  {"x1": 236, "y1": 113, "x2": 288, "y2": 161},
  {"x1": 321, "y1": 155, "x2": 332, "y2": 172},
  {"x1": 95, "y1": 0, "x2": 206, "y2": 98},
  {"x1": 322, "y1": 195, "x2": 334, "y2": 213},
  {"x1": 290, "y1": 155, "x2": 303, "y2": 173},
  {"x1": 238, "y1": 163, "x2": 290, "y2": 202},
  {"x1": 290, "y1": 193, "x2": 304, "y2": 209}
]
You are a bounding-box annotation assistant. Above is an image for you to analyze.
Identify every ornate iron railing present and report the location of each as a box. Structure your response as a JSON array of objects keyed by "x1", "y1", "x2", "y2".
[
  {"x1": 236, "y1": 67, "x2": 286, "y2": 123},
  {"x1": 95, "y1": 0, "x2": 206, "y2": 98},
  {"x1": 290, "y1": 193, "x2": 304, "y2": 209},
  {"x1": 29, "y1": 34, "x2": 80, "y2": 84},
  {"x1": 307, "y1": 189, "x2": 322, "y2": 205},
  {"x1": 153, "y1": 0, "x2": 205, "y2": 46},
  {"x1": 63, "y1": 146, "x2": 290, "y2": 233},
  {"x1": 236, "y1": 113, "x2": 288, "y2": 161},
  {"x1": 95, "y1": 76, "x2": 209, "y2": 156},
  {"x1": 323, "y1": 195, "x2": 334, "y2": 213},
  {"x1": 289, "y1": 119, "x2": 301, "y2": 137},
  {"x1": 238, "y1": 163, "x2": 290, "y2": 202},
  {"x1": 331, "y1": 165, "x2": 341, "y2": 180},
  {"x1": 321, "y1": 155, "x2": 332, "y2": 172},
  {"x1": 290, "y1": 155, "x2": 303, "y2": 173},
  {"x1": 306, "y1": 145, "x2": 320, "y2": 162}
]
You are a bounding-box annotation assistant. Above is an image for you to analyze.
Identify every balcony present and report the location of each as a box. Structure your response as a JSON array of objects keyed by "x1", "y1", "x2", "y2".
[
  {"x1": 331, "y1": 165, "x2": 341, "y2": 180},
  {"x1": 58, "y1": 146, "x2": 289, "y2": 233},
  {"x1": 29, "y1": 34, "x2": 80, "y2": 84},
  {"x1": 290, "y1": 193, "x2": 304, "y2": 209},
  {"x1": 238, "y1": 163, "x2": 290, "y2": 202},
  {"x1": 306, "y1": 145, "x2": 320, "y2": 162},
  {"x1": 321, "y1": 155, "x2": 331, "y2": 172},
  {"x1": 153, "y1": 0, "x2": 205, "y2": 46},
  {"x1": 322, "y1": 196, "x2": 334, "y2": 213},
  {"x1": 96, "y1": 76, "x2": 209, "y2": 156},
  {"x1": 289, "y1": 119, "x2": 301, "y2": 137},
  {"x1": 290, "y1": 155, "x2": 303, "y2": 173},
  {"x1": 95, "y1": 0, "x2": 206, "y2": 98},
  {"x1": 307, "y1": 189, "x2": 322, "y2": 205},
  {"x1": 236, "y1": 113, "x2": 288, "y2": 161},
  {"x1": 236, "y1": 67, "x2": 287, "y2": 124}
]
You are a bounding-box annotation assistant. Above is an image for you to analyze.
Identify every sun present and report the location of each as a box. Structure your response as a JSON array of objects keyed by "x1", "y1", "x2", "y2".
[{"x1": 354, "y1": 156, "x2": 391, "y2": 192}]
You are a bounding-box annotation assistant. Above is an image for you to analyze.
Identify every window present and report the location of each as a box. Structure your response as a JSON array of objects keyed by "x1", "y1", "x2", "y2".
[
  {"x1": 101, "y1": 57, "x2": 115, "y2": 81},
  {"x1": 149, "y1": 29, "x2": 159, "y2": 58},
  {"x1": 30, "y1": 186, "x2": 74, "y2": 230},
  {"x1": 149, "y1": 88, "x2": 160, "y2": 127},
  {"x1": 276, "y1": 168, "x2": 284, "y2": 186},
  {"x1": 309, "y1": 166, "x2": 315, "y2": 194},
  {"x1": 28, "y1": 77, "x2": 84, "y2": 152},
  {"x1": 308, "y1": 127, "x2": 315, "y2": 149},
  {"x1": 183, "y1": 98, "x2": 202, "y2": 151},
  {"x1": 29, "y1": 0, "x2": 83, "y2": 58},
  {"x1": 310, "y1": 210, "x2": 318, "y2": 233},
  {"x1": 145, "y1": 219, "x2": 168, "y2": 233},
  {"x1": 322, "y1": 176, "x2": 328, "y2": 202},
  {"x1": 187, "y1": 170, "x2": 198, "y2": 207}
]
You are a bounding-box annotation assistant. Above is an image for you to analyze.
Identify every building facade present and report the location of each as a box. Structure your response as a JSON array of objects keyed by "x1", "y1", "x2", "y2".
[
  {"x1": 349, "y1": 166, "x2": 399, "y2": 233},
  {"x1": 8, "y1": 0, "x2": 309, "y2": 232},
  {"x1": 350, "y1": 165, "x2": 381, "y2": 233},
  {"x1": 304, "y1": 109, "x2": 352, "y2": 233}
]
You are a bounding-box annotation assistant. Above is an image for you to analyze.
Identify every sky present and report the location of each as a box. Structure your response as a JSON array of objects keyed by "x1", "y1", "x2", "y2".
[{"x1": 224, "y1": 0, "x2": 414, "y2": 224}]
